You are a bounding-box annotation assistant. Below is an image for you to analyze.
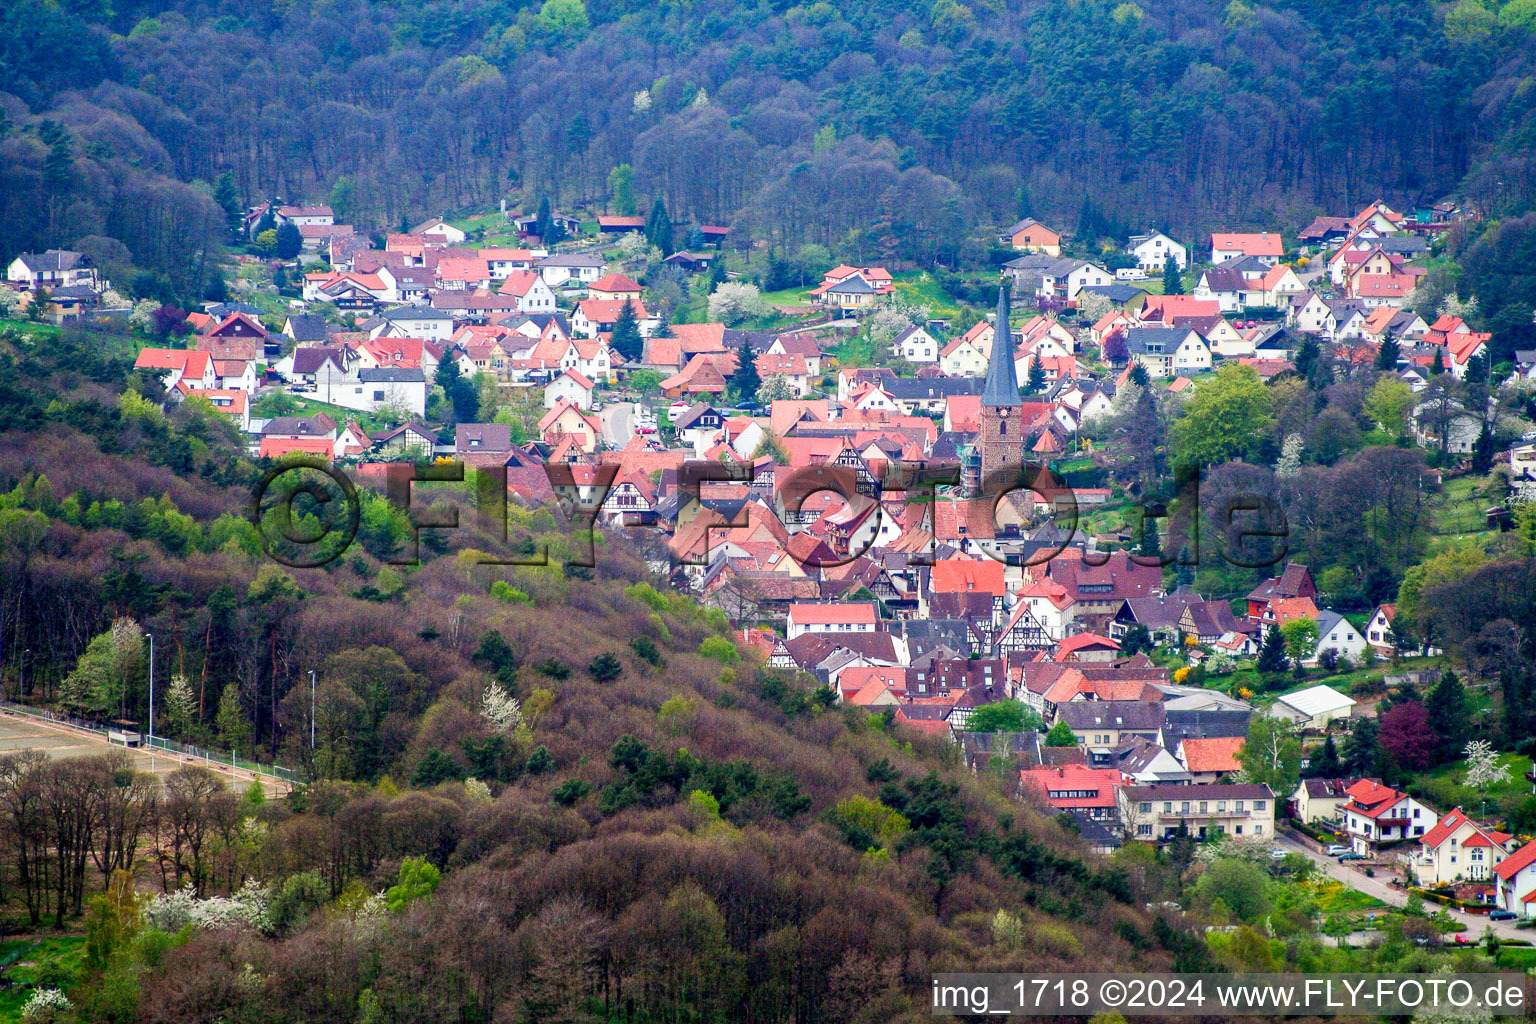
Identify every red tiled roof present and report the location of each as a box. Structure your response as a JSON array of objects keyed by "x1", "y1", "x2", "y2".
[{"x1": 1180, "y1": 736, "x2": 1245, "y2": 774}]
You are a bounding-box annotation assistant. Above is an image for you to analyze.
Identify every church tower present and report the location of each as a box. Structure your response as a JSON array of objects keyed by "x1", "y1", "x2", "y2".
[{"x1": 977, "y1": 284, "x2": 1026, "y2": 485}]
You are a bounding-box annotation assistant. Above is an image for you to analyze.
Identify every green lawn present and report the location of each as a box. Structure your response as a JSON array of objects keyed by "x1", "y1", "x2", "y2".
[{"x1": 758, "y1": 284, "x2": 814, "y2": 307}]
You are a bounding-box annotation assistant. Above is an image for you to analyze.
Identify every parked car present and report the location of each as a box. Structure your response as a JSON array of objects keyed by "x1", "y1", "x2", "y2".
[
  {"x1": 1490, "y1": 910, "x2": 1518, "y2": 921},
  {"x1": 635, "y1": 425, "x2": 656, "y2": 435},
  {"x1": 1269, "y1": 848, "x2": 1288, "y2": 860},
  {"x1": 1325, "y1": 845, "x2": 1350, "y2": 856},
  {"x1": 1337, "y1": 852, "x2": 1366, "y2": 861},
  {"x1": 1454, "y1": 934, "x2": 1473, "y2": 944}
]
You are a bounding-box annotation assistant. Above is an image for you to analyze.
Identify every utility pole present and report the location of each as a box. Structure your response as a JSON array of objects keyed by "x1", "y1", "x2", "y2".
[{"x1": 147, "y1": 633, "x2": 155, "y2": 747}]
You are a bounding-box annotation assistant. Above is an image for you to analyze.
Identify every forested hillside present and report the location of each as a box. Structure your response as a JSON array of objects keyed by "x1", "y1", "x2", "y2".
[{"x1": 6, "y1": 0, "x2": 1536, "y2": 292}]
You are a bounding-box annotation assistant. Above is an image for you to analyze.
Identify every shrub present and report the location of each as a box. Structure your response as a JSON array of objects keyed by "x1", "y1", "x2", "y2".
[
  {"x1": 698, "y1": 636, "x2": 739, "y2": 664},
  {"x1": 552, "y1": 778, "x2": 591, "y2": 806},
  {"x1": 588, "y1": 653, "x2": 622, "y2": 682}
]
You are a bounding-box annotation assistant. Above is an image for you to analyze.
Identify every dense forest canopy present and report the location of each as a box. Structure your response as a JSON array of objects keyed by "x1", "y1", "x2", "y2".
[{"x1": 7, "y1": 0, "x2": 1536, "y2": 290}]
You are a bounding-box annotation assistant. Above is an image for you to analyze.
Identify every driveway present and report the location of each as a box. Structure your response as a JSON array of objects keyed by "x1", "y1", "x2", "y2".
[
  {"x1": 600, "y1": 401, "x2": 634, "y2": 447},
  {"x1": 1273, "y1": 831, "x2": 1529, "y2": 943}
]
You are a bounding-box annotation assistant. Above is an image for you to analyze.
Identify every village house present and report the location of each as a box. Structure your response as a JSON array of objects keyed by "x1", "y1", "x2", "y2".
[
  {"x1": 1019, "y1": 766, "x2": 1122, "y2": 821},
  {"x1": 1404, "y1": 808, "x2": 1512, "y2": 885},
  {"x1": 786, "y1": 602, "x2": 878, "y2": 639},
  {"x1": 1494, "y1": 842, "x2": 1536, "y2": 919},
  {"x1": 1058, "y1": 701, "x2": 1164, "y2": 750},
  {"x1": 7, "y1": 250, "x2": 101, "y2": 291},
  {"x1": 1210, "y1": 232, "x2": 1284, "y2": 266},
  {"x1": 1001, "y1": 218, "x2": 1062, "y2": 255},
  {"x1": 544, "y1": 368, "x2": 597, "y2": 410},
  {"x1": 1120, "y1": 783, "x2": 1275, "y2": 841},
  {"x1": 1341, "y1": 779, "x2": 1434, "y2": 856},
  {"x1": 892, "y1": 325, "x2": 941, "y2": 364},
  {"x1": 1122, "y1": 327, "x2": 1212, "y2": 379},
  {"x1": 537, "y1": 400, "x2": 602, "y2": 452},
  {"x1": 1289, "y1": 778, "x2": 1354, "y2": 824},
  {"x1": 496, "y1": 270, "x2": 559, "y2": 312},
  {"x1": 332, "y1": 368, "x2": 428, "y2": 418},
  {"x1": 1175, "y1": 736, "x2": 1245, "y2": 784},
  {"x1": 1125, "y1": 231, "x2": 1187, "y2": 272}
]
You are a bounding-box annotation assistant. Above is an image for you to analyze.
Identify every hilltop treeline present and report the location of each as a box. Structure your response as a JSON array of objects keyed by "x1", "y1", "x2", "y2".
[{"x1": 6, "y1": 0, "x2": 1536, "y2": 288}]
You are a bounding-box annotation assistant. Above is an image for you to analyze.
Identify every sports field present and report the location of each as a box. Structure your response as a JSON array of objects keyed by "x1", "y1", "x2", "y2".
[{"x1": 0, "y1": 711, "x2": 289, "y2": 794}]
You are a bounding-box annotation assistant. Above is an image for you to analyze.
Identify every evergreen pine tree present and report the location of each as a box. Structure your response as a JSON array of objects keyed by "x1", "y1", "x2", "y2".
[
  {"x1": 1162, "y1": 253, "x2": 1184, "y2": 295},
  {"x1": 1174, "y1": 545, "x2": 1196, "y2": 589},
  {"x1": 1128, "y1": 363, "x2": 1150, "y2": 387},
  {"x1": 1471, "y1": 421, "x2": 1496, "y2": 474},
  {"x1": 1426, "y1": 669, "x2": 1468, "y2": 763},
  {"x1": 1295, "y1": 337, "x2": 1320, "y2": 381},
  {"x1": 1374, "y1": 335, "x2": 1400, "y2": 370},
  {"x1": 609, "y1": 299, "x2": 644, "y2": 362},
  {"x1": 535, "y1": 196, "x2": 563, "y2": 245},
  {"x1": 1342, "y1": 717, "x2": 1380, "y2": 777},
  {"x1": 1026, "y1": 357, "x2": 1047, "y2": 394},
  {"x1": 1431, "y1": 347, "x2": 1445, "y2": 375},
  {"x1": 1138, "y1": 512, "x2": 1161, "y2": 560},
  {"x1": 274, "y1": 222, "x2": 303, "y2": 260},
  {"x1": 1308, "y1": 731, "x2": 1343, "y2": 778},
  {"x1": 646, "y1": 198, "x2": 673, "y2": 256},
  {"x1": 1257, "y1": 624, "x2": 1289, "y2": 676},
  {"x1": 729, "y1": 339, "x2": 760, "y2": 404},
  {"x1": 214, "y1": 172, "x2": 243, "y2": 239}
]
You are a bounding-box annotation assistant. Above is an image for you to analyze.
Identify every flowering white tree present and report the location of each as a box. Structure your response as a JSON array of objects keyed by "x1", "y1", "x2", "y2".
[
  {"x1": 464, "y1": 777, "x2": 493, "y2": 802},
  {"x1": 1276, "y1": 433, "x2": 1304, "y2": 478},
  {"x1": 480, "y1": 680, "x2": 523, "y2": 733},
  {"x1": 0, "y1": 283, "x2": 21, "y2": 315},
  {"x1": 866, "y1": 306, "x2": 912, "y2": 345},
  {"x1": 1462, "y1": 739, "x2": 1509, "y2": 790},
  {"x1": 164, "y1": 672, "x2": 197, "y2": 731},
  {"x1": 143, "y1": 881, "x2": 271, "y2": 932},
  {"x1": 632, "y1": 89, "x2": 652, "y2": 114},
  {"x1": 127, "y1": 298, "x2": 159, "y2": 329},
  {"x1": 21, "y1": 989, "x2": 72, "y2": 1024},
  {"x1": 1076, "y1": 289, "x2": 1114, "y2": 325},
  {"x1": 708, "y1": 281, "x2": 771, "y2": 325},
  {"x1": 1436, "y1": 294, "x2": 1479, "y2": 321}
]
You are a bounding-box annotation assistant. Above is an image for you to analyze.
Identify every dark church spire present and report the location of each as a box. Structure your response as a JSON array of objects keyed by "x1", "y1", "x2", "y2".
[{"x1": 980, "y1": 284, "x2": 1022, "y2": 408}]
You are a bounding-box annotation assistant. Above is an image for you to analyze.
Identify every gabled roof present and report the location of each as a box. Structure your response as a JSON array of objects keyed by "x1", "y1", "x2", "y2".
[
  {"x1": 1211, "y1": 232, "x2": 1284, "y2": 257},
  {"x1": 1179, "y1": 736, "x2": 1245, "y2": 774},
  {"x1": 1495, "y1": 840, "x2": 1536, "y2": 880},
  {"x1": 1276, "y1": 684, "x2": 1354, "y2": 717},
  {"x1": 1420, "y1": 807, "x2": 1511, "y2": 852}
]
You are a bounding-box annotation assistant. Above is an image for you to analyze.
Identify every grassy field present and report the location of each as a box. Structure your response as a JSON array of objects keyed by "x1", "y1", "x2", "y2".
[
  {"x1": 0, "y1": 317, "x2": 63, "y2": 342},
  {"x1": 0, "y1": 936, "x2": 83, "y2": 1021},
  {"x1": 1302, "y1": 877, "x2": 1389, "y2": 915},
  {"x1": 891, "y1": 272, "x2": 960, "y2": 318},
  {"x1": 251, "y1": 391, "x2": 410, "y2": 437}
]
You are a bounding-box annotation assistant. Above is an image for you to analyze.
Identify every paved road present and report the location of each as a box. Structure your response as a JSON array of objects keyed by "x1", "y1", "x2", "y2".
[
  {"x1": 1273, "y1": 831, "x2": 1528, "y2": 943},
  {"x1": 600, "y1": 401, "x2": 635, "y2": 447}
]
